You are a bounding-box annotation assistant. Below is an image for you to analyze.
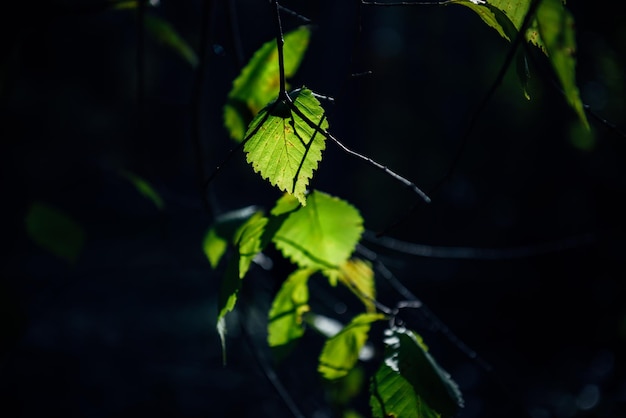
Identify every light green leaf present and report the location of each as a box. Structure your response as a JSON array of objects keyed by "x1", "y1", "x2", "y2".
[
  {"x1": 267, "y1": 268, "x2": 312, "y2": 348},
  {"x1": 118, "y1": 169, "x2": 164, "y2": 210},
  {"x1": 318, "y1": 313, "x2": 386, "y2": 380},
  {"x1": 370, "y1": 327, "x2": 463, "y2": 418},
  {"x1": 338, "y1": 259, "x2": 377, "y2": 313},
  {"x1": 536, "y1": 0, "x2": 589, "y2": 128},
  {"x1": 25, "y1": 202, "x2": 85, "y2": 264},
  {"x1": 271, "y1": 190, "x2": 364, "y2": 271},
  {"x1": 145, "y1": 14, "x2": 198, "y2": 68},
  {"x1": 202, "y1": 206, "x2": 260, "y2": 268},
  {"x1": 225, "y1": 26, "x2": 311, "y2": 141},
  {"x1": 244, "y1": 88, "x2": 328, "y2": 205}
]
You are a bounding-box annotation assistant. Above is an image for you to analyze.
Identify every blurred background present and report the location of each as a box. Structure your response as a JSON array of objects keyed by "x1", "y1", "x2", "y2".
[{"x1": 1, "y1": 0, "x2": 625, "y2": 417}]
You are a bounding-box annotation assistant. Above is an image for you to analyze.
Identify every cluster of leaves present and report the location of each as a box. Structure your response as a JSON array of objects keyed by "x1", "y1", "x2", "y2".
[
  {"x1": 201, "y1": 1, "x2": 587, "y2": 416},
  {"x1": 22, "y1": 0, "x2": 588, "y2": 416}
]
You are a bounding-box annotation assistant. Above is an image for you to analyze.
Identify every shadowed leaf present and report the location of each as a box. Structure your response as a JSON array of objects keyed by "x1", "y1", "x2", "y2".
[
  {"x1": 370, "y1": 327, "x2": 463, "y2": 418},
  {"x1": 225, "y1": 26, "x2": 311, "y2": 141}
]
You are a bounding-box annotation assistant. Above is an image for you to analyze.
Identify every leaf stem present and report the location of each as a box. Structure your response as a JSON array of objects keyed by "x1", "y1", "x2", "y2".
[{"x1": 272, "y1": 0, "x2": 288, "y2": 97}]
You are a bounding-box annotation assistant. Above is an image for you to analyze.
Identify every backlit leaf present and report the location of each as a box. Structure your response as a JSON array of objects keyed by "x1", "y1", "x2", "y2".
[
  {"x1": 215, "y1": 211, "x2": 269, "y2": 364},
  {"x1": 271, "y1": 191, "x2": 364, "y2": 271},
  {"x1": 225, "y1": 26, "x2": 311, "y2": 141},
  {"x1": 338, "y1": 259, "x2": 376, "y2": 313},
  {"x1": 370, "y1": 327, "x2": 463, "y2": 418},
  {"x1": 234, "y1": 211, "x2": 268, "y2": 279},
  {"x1": 25, "y1": 202, "x2": 85, "y2": 264},
  {"x1": 244, "y1": 88, "x2": 328, "y2": 205},
  {"x1": 267, "y1": 268, "x2": 312, "y2": 348},
  {"x1": 202, "y1": 206, "x2": 260, "y2": 268},
  {"x1": 318, "y1": 313, "x2": 386, "y2": 380}
]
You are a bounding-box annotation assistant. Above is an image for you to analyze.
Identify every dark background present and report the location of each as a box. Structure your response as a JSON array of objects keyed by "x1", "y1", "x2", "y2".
[{"x1": 1, "y1": 0, "x2": 625, "y2": 417}]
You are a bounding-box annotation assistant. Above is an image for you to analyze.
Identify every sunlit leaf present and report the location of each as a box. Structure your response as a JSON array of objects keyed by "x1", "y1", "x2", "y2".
[
  {"x1": 536, "y1": 0, "x2": 589, "y2": 128},
  {"x1": 25, "y1": 202, "x2": 85, "y2": 264},
  {"x1": 267, "y1": 268, "x2": 312, "y2": 349},
  {"x1": 145, "y1": 14, "x2": 198, "y2": 68},
  {"x1": 271, "y1": 191, "x2": 364, "y2": 271},
  {"x1": 318, "y1": 313, "x2": 386, "y2": 380},
  {"x1": 338, "y1": 259, "x2": 376, "y2": 313},
  {"x1": 118, "y1": 169, "x2": 164, "y2": 210},
  {"x1": 244, "y1": 88, "x2": 328, "y2": 205},
  {"x1": 225, "y1": 26, "x2": 311, "y2": 141},
  {"x1": 202, "y1": 206, "x2": 260, "y2": 268},
  {"x1": 370, "y1": 327, "x2": 463, "y2": 418}
]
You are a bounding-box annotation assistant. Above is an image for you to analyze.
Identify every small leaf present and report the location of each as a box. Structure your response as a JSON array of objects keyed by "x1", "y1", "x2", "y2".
[
  {"x1": 271, "y1": 191, "x2": 364, "y2": 271},
  {"x1": 536, "y1": 0, "x2": 589, "y2": 128},
  {"x1": 338, "y1": 259, "x2": 377, "y2": 313},
  {"x1": 118, "y1": 169, "x2": 164, "y2": 210},
  {"x1": 244, "y1": 88, "x2": 328, "y2": 205},
  {"x1": 224, "y1": 26, "x2": 311, "y2": 141},
  {"x1": 215, "y1": 210, "x2": 270, "y2": 364},
  {"x1": 234, "y1": 211, "x2": 269, "y2": 279},
  {"x1": 370, "y1": 327, "x2": 463, "y2": 418},
  {"x1": 318, "y1": 313, "x2": 386, "y2": 380},
  {"x1": 267, "y1": 268, "x2": 313, "y2": 349},
  {"x1": 145, "y1": 14, "x2": 198, "y2": 68},
  {"x1": 202, "y1": 205, "x2": 260, "y2": 268},
  {"x1": 25, "y1": 202, "x2": 85, "y2": 264}
]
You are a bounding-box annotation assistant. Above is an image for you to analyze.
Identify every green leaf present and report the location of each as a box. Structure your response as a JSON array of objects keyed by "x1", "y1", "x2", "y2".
[
  {"x1": 215, "y1": 210, "x2": 269, "y2": 364},
  {"x1": 145, "y1": 14, "x2": 198, "y2": 68},
  {"x1": 370, "y1": 327, "x2": 463, "y2": 418},
  {"x1": 202, "y1": 205, "x2": 260, "y2": 268},
  {"x1": 224, "y1": 26, "x2": 311, "y2": 141},
  {"x1": 536, "y1": 0, "x2": 589, "y2": 128},
  {"x1": 271, "y1": 190, "x2": 364, "y2": 271},
  {"x1": 234, "y1": 211, "x2": 269, "y2": 279},
  {"x1": 267, "y1": 268, "x2": 312, "y2": 349},
  {"x1": 244, "y1": 88, "x2": 328, "y2": 205},
  {"x1": 118, "y1": 169, "x2": 164, "y2": 210},
  {"x1": 318, "y1": 313, "x2": 386, "y2": 380},
  {"x1": 338, "y1": 259, "x2": 377, "y2": 313},
  {"x1": 25, "y1": 202, "x2": 85, "y2": 264}
]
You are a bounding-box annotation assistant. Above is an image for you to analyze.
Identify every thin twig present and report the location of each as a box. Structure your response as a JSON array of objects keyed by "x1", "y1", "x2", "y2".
[
  {"x1": 362, "y1": 230, "x2": 595, "y2": 260},
  {"x1": 136, "y1": 0, "x2": 146, "y2": 136},
  {"x1": 379, "y1": 0, "x2": 544, "y2": 236},
  {"x1": 192, "y1": 0, "x2": 215, "y2": 216},
  {"x1": 288, "y1": 103, "x2": 432, "y2": 203},
  {"x1": 357, "y1": 244, "x2": 492, "y2": 370},
  {"x1": 238, "y1": 306, "x2": 306, "y2": 418},
  {"x1": 362, "y1": 0, "x2": 453, "y2": 6},
  {"x1": 226, "y1": 0, "x2": 245, "y2": 67}
]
